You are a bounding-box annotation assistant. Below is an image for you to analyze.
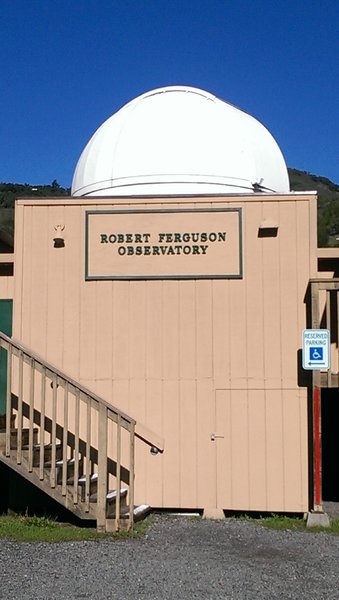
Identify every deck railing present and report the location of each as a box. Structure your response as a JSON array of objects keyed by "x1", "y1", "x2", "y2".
[
  {"x1": 0, "y1": 331, "x2": 163, "y2": 531},
  {"x1": 309, "y1": 278, "x2": 339, "y2": 388}
]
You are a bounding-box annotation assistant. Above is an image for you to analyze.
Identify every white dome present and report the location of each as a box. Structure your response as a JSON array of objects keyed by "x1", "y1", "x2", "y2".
[{"x1": 72, "y1": 86, "x2": 289, "y2": 197}]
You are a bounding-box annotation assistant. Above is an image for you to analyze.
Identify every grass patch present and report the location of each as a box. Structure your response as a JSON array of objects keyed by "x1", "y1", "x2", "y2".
[
  {"x1": 256, "y1": 515, "x2": 306, "y2": 532},
  {"x1": 0, "y1": 514, "x2": 151, "y2": 542},
  {"x1": 248, "y1": 514, "x2": 339, "y2": 535},
  {"x1": 304, "y1": 518, "x2": 339, "y2": 535}
]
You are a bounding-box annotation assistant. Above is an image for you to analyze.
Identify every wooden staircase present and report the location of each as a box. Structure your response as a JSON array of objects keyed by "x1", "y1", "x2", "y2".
[{"x1": 0, "y1": 332, "x2": 163, "y2": 531}]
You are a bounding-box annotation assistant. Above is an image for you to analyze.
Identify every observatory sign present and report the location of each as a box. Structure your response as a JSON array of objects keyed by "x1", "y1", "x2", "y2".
[{"x1": 85, "y1": 208, "x2": 242, "y2": 280}]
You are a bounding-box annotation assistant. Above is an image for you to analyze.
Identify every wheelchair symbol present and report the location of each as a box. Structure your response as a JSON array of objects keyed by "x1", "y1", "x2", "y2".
[{"x1": 310, "y1": 347, "x2": 323, "y2": 361}]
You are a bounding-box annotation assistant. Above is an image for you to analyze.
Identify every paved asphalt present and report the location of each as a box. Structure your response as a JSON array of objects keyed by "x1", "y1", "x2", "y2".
[{"x1": 0, "y1": 515, "x2": 338, "y2": 599}]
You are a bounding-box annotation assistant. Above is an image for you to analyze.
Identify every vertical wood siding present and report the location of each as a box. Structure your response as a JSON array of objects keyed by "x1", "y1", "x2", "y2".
[{"x1": 13, "y1": 195, "x2": 316, "y2": 512}]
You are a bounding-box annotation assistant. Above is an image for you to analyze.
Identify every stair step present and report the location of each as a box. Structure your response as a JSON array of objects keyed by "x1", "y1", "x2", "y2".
[
  {"x1": 106, "y1": 489, "x2": 129, "y2": 518},
  {"x1": 31, "y1": 443, "x2": 63, "y2": 467},
  {"x1": 0, "y1": 428, "x2": 38, "y2": 450},
  {"x1": 133, "y1": 504, "x2": 151, "y2": 521},
  {"x1": 0, "y1": 414, "x2": 16, "y2": 430},
  {"x1": 80, "y1": 485, "x2": 129, "y2": 518},
  {"x1": 89, "y1": 487, "x2": 128, "y2": 505},
  {"x1": 78, "y1": 472, "x2": 98, "y2": 484},
  {"x1": 104, "y1": 504, "x2": 151, "y2": 531},
  {"x1": 109, "y1": 503, "x2": 151, "y2": 521},
  {"x1": 55, "y1": 457, "x2": 84, "y2": 485},
  {"x1": 78, "y1": 473, "x2": 98, "y2": 501},
  {"x1": 106, "y1": 488, "x2": 128, "y2": 502}
]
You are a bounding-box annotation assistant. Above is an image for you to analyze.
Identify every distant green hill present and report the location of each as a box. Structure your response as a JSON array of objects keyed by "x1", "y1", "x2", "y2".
[
  {"x1": 288, "y1": 169, "x2": 339, "y2": 247},
  {"x1": 0, "y1": 171, "x2": 338, "y2": 249},
  {"x1": 0, "y1": 181, "x2": 70, "y2": 251},
  {"x1": 0, "y1": 179, "x2": 70, "y2": 208}
]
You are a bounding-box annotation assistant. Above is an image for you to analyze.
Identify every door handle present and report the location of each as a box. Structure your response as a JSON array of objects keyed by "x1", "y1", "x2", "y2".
[{"x1": 210, "y1": 432, "x2": 224, "y2": 441}]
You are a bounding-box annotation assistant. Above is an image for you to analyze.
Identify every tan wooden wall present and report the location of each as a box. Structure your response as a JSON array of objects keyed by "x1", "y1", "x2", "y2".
[
  {"x1": 0, "y1": 276, "x2": 13, "y2": 299},
  {"x1": 0, "y1": 252, "x2": 14, "y2": 299},
  {"x1": 12, "y1": 193, "x2": 317, "y2": 512}
]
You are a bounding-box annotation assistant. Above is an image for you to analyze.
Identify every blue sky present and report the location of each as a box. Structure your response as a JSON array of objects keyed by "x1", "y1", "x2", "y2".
[{"x1": 1, "y1": 0, "x2": 338, "y2": 188}]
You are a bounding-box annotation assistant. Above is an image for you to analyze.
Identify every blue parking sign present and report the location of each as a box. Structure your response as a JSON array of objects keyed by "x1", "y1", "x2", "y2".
[
  {"x1": 302, "y1": 329, "x2": 330, "y2": 370},
  {"x1": 310, "y1": 347, "x2": 323, "y2": 361}
]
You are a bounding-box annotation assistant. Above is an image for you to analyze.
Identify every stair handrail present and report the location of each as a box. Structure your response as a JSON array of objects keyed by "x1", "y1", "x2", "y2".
[
  {"x1": 0, "y1": 331, "x2": 164, "y2": 451},
  {"x1": 1, "y1": 330, "x2": 164, "y2": 531}
]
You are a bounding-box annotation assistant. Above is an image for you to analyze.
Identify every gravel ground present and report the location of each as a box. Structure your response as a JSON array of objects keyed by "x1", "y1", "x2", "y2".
[{"x1": 0, "y1": 515, "x2": 338, "y2": 600}]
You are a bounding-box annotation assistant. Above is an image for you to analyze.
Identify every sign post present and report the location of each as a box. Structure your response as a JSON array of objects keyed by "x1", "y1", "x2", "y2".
[{"x1": 302, "y1": 328, "x2": 329, "y2": 516}]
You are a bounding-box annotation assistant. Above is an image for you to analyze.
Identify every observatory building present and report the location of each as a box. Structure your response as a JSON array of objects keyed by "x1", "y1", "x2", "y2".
[{"x1": 0, "y1": 86, "x2": 337, "y2": 529}]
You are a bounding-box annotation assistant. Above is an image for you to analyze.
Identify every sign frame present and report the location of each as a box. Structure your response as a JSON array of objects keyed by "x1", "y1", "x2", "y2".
[
  {"x1": 302, "y1": 329, "x2": 330, "y2": 370},
  {"x1": 85, "y1": 207, "x2": 243, "y2": 281}
]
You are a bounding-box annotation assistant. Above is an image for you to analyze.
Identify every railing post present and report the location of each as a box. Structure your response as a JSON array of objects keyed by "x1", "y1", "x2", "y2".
[
  {"x1": 128, "y1": 422, "x2": 135, "y2": 531},
  {"x1": 115, "y1": 414, "x2": 121, "y2": 532},
  {"x1": 39, "y1": 367, "x2": 46, "y2": 480},
  {"x1": 50, "y1": 374, "x2": 57, "y2": 487},
  {"x1": 5, "y1": 344, "x2": 12, "y2": 457},
  {"x1": 16, "y1": 351, "x2": 23, "y2": 464},
  {"x1": 73, "y1": 389, "x2": 80, "y2": 504},
  {"x1": 84, "y1": 394, "x2": 91, "y2": 512},
  {"x1": 61, "y1": 382, "x2": 69, "y2": 496},
  {"x1": 97, "y1": 402, "x2": 107, "y2": 532},
  {"x1": 326, "y1": 290, "x2": 331, "y2": 387},
  {"x1": 28, "y1": 358, "x2": 35, "y2": 472}
]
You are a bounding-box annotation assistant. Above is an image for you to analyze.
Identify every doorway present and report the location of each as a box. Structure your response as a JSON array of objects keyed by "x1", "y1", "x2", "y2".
[{"x1": 321, "y1": 388, "x2": 339, "y2": 501}]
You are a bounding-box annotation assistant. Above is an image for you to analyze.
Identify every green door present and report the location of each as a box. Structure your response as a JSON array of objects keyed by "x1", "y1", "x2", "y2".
[{"x1": 0, "y1": 300, "x2": 13, "y2": 415}]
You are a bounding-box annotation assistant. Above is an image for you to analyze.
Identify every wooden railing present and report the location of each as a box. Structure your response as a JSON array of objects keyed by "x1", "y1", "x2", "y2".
[
  {"x1": 0, "y1": 331, "x2": 163, "y2": 531},
  {"x1": 309, "y1": 278, "x2": 339, "y2": 388}
]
